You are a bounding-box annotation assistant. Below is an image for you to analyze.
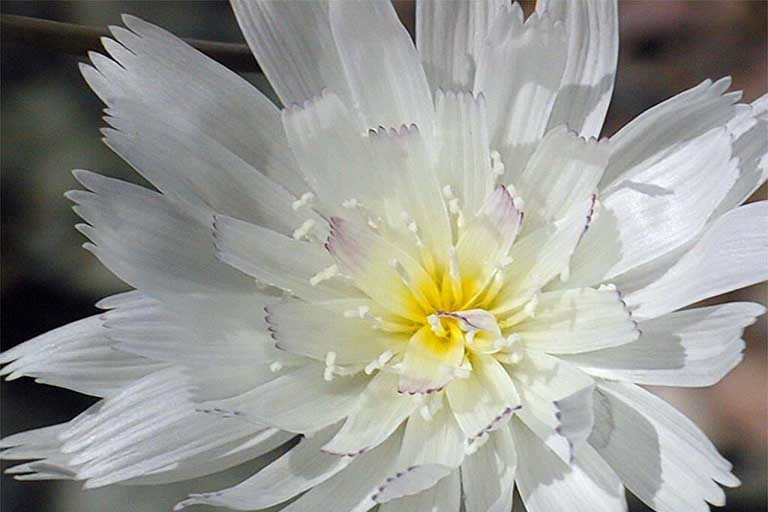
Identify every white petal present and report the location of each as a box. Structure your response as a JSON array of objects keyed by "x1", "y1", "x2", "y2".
[
  {"x1": 327, "y1": 216, "x2": 438, "y2": 322},
  {"x1": 266, "y1": 299, "x2": 396, "y2": 364},
  {"x1": 627, "y1": 201, "x2": 768, "y2": 319},
  {"x1": 399, "y1": 326, "x2": 464, "y2": 395},
  {"x1": 379, "y1": 469, "x2": 460, "y2": 512},
  {"x1": 715, "y1": 94, "x2": 768, "y2": 215},
  {"x1": 475, "y1": 11, "x2": 567, "y2": 181},
  {"x1": 571, "y1": 127, "x2": 738, "y2": 284},
  {"x1": 329, "y1": 0, "x2": 434, "y2": 143},
  {"x1": 563, "y1": 302, "x2": 764, "y2": 386},
  {"x1": 460, "y1": 428, "x2": 517, "y2": 512},
  {"x1": 446, "y1": 354, "x2": 520, "y2": 444},
  {"x1": 212, "y1": 214, "x2": 353, "y2": 302},
  {"x1": 208, "y1": 363, "x2": 368, "y2": 434},
  {"x1": 515, "y1": 126, "x2": 609, "y2": 231},
  {"x1": 513, "y1": 352, "x2": 595, "y2": 463},
  {"x1": 103, "y1": 104, "x2": 313, "y2": 236},
  {"x1": 601, "y1": 77, "x2": 740, "y2": 189},
  {"x1": 512, "y1": 419, "x2": 627, "y2": 512},
  {"x1": 279, "y1": 430, "x2": 403, "y2": 512},
  {"x1": 82, "y1": 15, "x2": 305, "y2": 195},
  {"x1": 281, "y1": 91, "x2": 378, "y2": 213},
  {"x1": 323, "y1": 371, "x2": 417, "y2": 456},
  {"x1": 514, "y1": 287, "x2": 639, "y2": 354},
  {"x1": 456, "y1": 186, "x2": 523, "y2": 290},
  {"x1": 367, "y1": 125, "x2": 453, "y2": 263},
  {"x1": 175, "y1": 426, "x2": 350, "y2": 511},
  {"x1": 231, "y1": 0, "x2": 351, "y2": 107},
  {"x1": 592, "y1": 381, "x2": 737, "y2": 511},
  {"x1": 0, "y1": 314, "x2": 163, "y2": 397},
  {"x1": 539, "y1": 0, "x2": 619, "y2": 138},
  {"x1": 59, "y1": 368, "x2": 289, "y2": 488},
  {"x1": 67, "y1": 172, "x2": 255, "y2": 296},
  {"x1": 416, "y1": 0, "x2": 510, "y2": 91},
  {"x1": 434, "y1": 90, "x2": 495, "y2": 216},
  {"x1": 491, "y1": 198, "x2": 595, "y2": 315},
  {"x1": 400, "y1": 394, "x2": 466, "y2": 469}
]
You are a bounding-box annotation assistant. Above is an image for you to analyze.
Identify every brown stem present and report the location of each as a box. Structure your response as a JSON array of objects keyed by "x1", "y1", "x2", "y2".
[{"x1": 1, "y1": 14, "x2": 261, "y2": 73}]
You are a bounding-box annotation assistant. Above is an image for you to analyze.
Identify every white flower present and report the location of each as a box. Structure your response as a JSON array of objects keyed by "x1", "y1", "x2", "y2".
[{"x1": 2, "y1": 1, "x2": 767, "y2": 512}]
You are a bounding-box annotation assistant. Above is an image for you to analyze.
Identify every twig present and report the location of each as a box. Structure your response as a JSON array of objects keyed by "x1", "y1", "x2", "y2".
[{"x1": 1, "y1": 14, "x2": 261, "y2": 73}]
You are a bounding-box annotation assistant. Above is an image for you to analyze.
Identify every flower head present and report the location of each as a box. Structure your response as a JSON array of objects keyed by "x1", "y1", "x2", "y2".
[{"x1": 2, "y1": 1, "x2": 767, "y2": 512}]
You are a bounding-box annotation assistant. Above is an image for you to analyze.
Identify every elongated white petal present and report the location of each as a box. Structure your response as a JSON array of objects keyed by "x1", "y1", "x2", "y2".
[
  {"x1": 515, "y1": 287, "x2": 639, "y2": 354},
  {"x1": 82, "y1": 15, "x2": 305, "y2": 195},
  {"x1": 379, "y1": 469, "x2": 460, "y2": 512},
  {"x1": 416, "y1": 0, "x2": 510, "y2": 91},
  {"x1": 572, "y1": 127, "x2": 738, "y2": 285},
  {"x1": 461, "y1": 428, "x2": 517, "y2": 512},
  {"x1": 456, "y1": 186, "x2": 523, "y2": 290},
  {"x1": 103, "y1": 104, "x2": 311, "y2": 236},
  {"x1": 399, "y1": 326, "x2": 464, "y2": 395},
  {"x1": 513, "y1": 352, "x2": 595, "y2": 463},
  {"x1": 280, "y1": 430, "x2": 403, "y2": 512},
  {"x1": 400, "y1": 394, "x2": 466, "y2": 469},
  {"x1": 330, "y1": 0, "x2": 434, "y2": 143},
  {"x1": 327, "y1": 217, "x2": 438, "y2": 322},
  {"x1": 209, "y1": 363, "x2": 368, "y2": 434},
  {"x1": 592, "y1": 382, "x2": 738, "y2": 511},
  {"x1": 492, "y1": 198, "x2": 595, "y2": 314},
  {"x1": 475, "y1": 11, "x2": 567, "y2": 181},
  {"x1": 231, "y1": 0, "x2": 351, "y2": 107},
  {"x1": 564, "y1": 302, "x2": 764, "y2": 386},
  {"x1": 434, "y1": 90, "x2": 495, "y2": 217},
  {"x1": 323, "y1": 371, "x2": 417, "y2": 456},
  {"x1": 67, "y1": 172, "x2": 255, "y2": 297},
  {"x1": 601, "y1": 77, "x2": 740, "y2": 189},
  {"x1": 539, "y1": 0, "x2": 619, "y2": 138},
  {"x1": 446, "y1": 354, "x2": 520, "y2": 444},
  {"x1": 512, "y1": 419, "x2": 627, "y2": 512},
  {"x1": 367, "y1": 124, "x2": 453, "y2": 260},
  {"x1": 516, "y1": 126, "x2": 609, "y2": 231},
  {"x1": 715, "y1": 94, "x2": 768, "y2": 215},
  {"x1": 627, "y1": 201, "x2": 768, "y2": 319},
  {"x1": 213, "y1": 214, "x2": 353, "y2": 302},
  {"x1": 176, "y1": 426, "x2": 350, "y2": 511},
  {"x1": 267, "y1": 299, "x2": 396, "y2": 364},
  {"x1": 51, "y1": 368, "x2": 291, "y2": 488},
  {"x1": 282, "y1": 91, "x2": 379, "y2": 214},
  {"x1": 0, "y1": 314, "x2": 163, "y2": 397}
]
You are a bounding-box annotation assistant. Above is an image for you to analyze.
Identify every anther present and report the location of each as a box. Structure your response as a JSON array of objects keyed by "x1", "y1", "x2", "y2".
[
  {"x1": 309, "y1": 264, "x2": 339, "y2": 286},
  {"x1": 341, "y1": 198, "x2": 360, "y2": 209},
  {"x1": 291, "y1": 192, "x2": 315, "y2": 211},
  {"x1": 292, "y1": 219, "x2": 316, "y2": 240}
]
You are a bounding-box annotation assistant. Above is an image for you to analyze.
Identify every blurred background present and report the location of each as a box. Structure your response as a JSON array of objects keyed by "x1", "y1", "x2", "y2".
[{"x1": 1, "y1": 1, "x2": 766, "y2": 511}]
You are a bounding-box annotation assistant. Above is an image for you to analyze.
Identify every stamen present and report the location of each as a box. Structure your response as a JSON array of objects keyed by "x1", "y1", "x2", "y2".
[
  {"x1": 343, "y1": 305, "x2": 371, "y2": 319},
  {"x1": 292, "y1": 219, "x2": 316, "y2": 240},
  {"x1": 323, "y1": 351, "x2": 338, "y2": 381},
  {"x1": 452, "y1": 359, "x2": 472, "y2": 379},
  {"x1": 269, "y1": 361, "x2": 283, "y2": 373},
  {"x1": 448, "y1": 198, "x2": 461, "y2": 215},
  {"x1": 390, "y1": 258, "x2": 411, "y2": 285},
  {"x1": 523, "y1": 294, "x2": 539, "y2": 318},
  {"x1": 364, "y1": 349, "x2": 395, "y2": 375},
  {"x1": 291, "y1": 192, "x2": 315, "y2": 211},
  {"x1": 498, "y1": 255, "x2": 514, "y2": 268},
  {"x1": 341, "y1": 198, "x2": 360, "y2": 209},
  {"x1": 427, "y1": 313, "x2": 447, "y2": 337},
  {"x1": 309, "y1": 264, "x2": 339, "y2": 286},
  {"x1": 490, "y1": 150, "x2": 505, "y2": 178}
]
